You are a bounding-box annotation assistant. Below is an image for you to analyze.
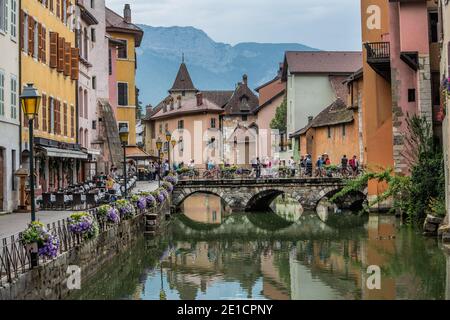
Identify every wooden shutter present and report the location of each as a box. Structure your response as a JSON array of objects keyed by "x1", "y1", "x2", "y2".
[
  {"x1": 70, "y1": 105, "x2": 74, "y2": 138},
  {"x1": 64, "y1": 42, "x2": 71, "y2": 76},
  {"x1": 48, "y1": 97, "x2": 52, "y2": 133},
  {"x1": 63, "y1": 103, "x2": 68, "y2": 136},
  {"x1": 42, "y1": 26, "x2": 47, "y2": 64},
  {"x1": 28, "y1": 16, "x2": 34, "y2": 56},
  {"x1": 70, "y1": 47, "x2": 79, "y2": 80},
  {"x1": 42, "y1": 94, "x2": 47, "y2": 132},
  {"x1": 50, "y1": 0, "x2": 54, "y2": 12},
  {"x1": 57, "y1": 37, "x2": 64, "y2": 72},
  {"x1": 49, "y1": 32, "x2": 58, "y2": 68},
  {"x1": 37, "y1": 23, "x2": 42, "y2": 61},
  {"x1": 56, "y1": 100, "x2": 61, "y2": 135},
  {"x1": 20, "y1": 10, "x2": 24, "y2": 52}
]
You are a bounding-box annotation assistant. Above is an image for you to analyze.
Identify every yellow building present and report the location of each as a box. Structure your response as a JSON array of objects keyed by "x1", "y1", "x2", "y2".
[
  {"x1": 21, "y1": 0, "x2": 81, "y2": 193},
  {"x1": 105, "y1": 5, "x2": 143, "y2": 146}
]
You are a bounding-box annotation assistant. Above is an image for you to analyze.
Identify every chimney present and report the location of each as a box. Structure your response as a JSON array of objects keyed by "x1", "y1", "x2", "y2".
[
  {"x1": 177, "y1": 95, "x2": 182, "y2": 109},
  {"x1": 308, "y1": 116, "x2": 314, "y2": 124},
  {"x1": 243, "y1": 74, "x2": 248, "y2": 86},
  {"x1": 196, "y1": 92, "x2": 203, "y2": 106},
  {"x1": 124, "y1": 4, "x2": 131, "y2": 23}
]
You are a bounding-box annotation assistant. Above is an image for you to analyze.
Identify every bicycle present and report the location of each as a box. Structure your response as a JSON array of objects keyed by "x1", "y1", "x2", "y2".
[{"x1": 203, "y1": 167, "x2": 221, "y2": 179}]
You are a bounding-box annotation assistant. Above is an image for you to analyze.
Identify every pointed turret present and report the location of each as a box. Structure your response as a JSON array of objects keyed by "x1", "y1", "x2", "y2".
[{"x1": 169, "y1": 62, "x2": 197, "y2": 94}]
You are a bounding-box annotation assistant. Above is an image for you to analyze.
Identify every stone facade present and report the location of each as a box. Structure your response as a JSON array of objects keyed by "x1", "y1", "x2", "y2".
[{"x1": 0, "y1": 203, "x2": 169, "y2": 300}]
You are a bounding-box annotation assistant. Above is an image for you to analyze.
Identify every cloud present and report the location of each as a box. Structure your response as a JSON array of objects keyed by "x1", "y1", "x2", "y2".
[{"x1": 106, "y1": 0, "x2": 361, "y2": 50}]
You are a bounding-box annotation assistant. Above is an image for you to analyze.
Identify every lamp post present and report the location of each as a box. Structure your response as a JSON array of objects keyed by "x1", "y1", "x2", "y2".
[
  {"x1": 20, "y1": 84, "x2": 41, "y2": 223},
  {"x1": 170, "y1": 139, "x2": 176, "y2": 171},
  {"x1": 165, "y1": 131, "x2": 171, "y2": 171},
  {"x1": 119, "y1": 126, "x2": 129, "y2": 198},
  {"x1": 156, "y1": 137, "x2": 163, "y2": 187}
]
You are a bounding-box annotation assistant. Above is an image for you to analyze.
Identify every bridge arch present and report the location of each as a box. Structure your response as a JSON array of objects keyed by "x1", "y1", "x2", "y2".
[
  {"x1": 245, "y1": 189, "x2": 285, "y2": 212},
  {"x1": 173, "y1": 189, "x2": 229, "y2": 209}
]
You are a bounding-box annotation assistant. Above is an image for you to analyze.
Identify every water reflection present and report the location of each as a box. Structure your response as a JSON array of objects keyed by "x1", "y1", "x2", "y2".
[{"x1": 69, "y1": 193, "x2": 450, "y2": 300}]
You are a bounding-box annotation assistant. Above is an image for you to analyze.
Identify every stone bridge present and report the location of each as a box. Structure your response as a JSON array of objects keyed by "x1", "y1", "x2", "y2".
[{"x1": 173, "y1": 178, "x2": 366, "y2": 213}]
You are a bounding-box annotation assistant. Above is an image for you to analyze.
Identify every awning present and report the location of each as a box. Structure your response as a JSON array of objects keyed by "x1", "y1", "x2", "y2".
[
  {"x1": 86, "y1": 148, "x2": 101, "y2": 156},
  {"x1": 125, "y1": 146, "x2": 156, "y2": 160},
  {"x1": 41, "y1": 147, "x2": 88, "y2": 160}
]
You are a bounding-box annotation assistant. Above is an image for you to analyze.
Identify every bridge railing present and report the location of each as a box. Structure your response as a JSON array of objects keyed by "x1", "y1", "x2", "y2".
[{"x1": 176, "y1": 166, "x2": 364, "y2": 181}]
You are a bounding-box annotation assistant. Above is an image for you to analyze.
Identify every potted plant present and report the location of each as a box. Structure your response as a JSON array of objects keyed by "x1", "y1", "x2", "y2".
[
  {"x1": 161, "y1": 181, "x2": 174, "y2": 193},
  {"x1": 115, "y1": 199, "x2": 136, "y2": 220},
  {"x1": 21, "y1": 221, "x2": 60, "y2": 259},
  {"x1": 163, "y1": 174, "x2": 178, "y2": 185},
  {"x1": 68, "y1": 212, "x2": 99, "y2": 239}
]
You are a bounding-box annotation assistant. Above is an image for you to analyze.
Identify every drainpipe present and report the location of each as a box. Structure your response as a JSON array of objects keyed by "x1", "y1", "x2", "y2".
[{"x1": 18, "y1": 0, "x2": 22, "y2": 162}]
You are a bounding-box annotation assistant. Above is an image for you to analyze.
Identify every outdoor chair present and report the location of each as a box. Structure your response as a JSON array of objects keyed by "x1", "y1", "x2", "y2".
[
  {"x1": 86, "y1": 193, "x2": 97, "y2": 209},
  {"x1": 72, "y1": 193, "x2": 84, "y2": 210},
  {"x1": 41, "y1": 193, "x2": 54, "y2": 210},
  {"x1": 54, "y1": 193, "x2": 66, "y2": 211}
]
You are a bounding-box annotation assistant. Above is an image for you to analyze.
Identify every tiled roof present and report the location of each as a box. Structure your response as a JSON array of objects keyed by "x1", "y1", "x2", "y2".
[
  {"x1": 105, "y1": 7, "x2": 143, "y2": 47},
  {"x1": 203, "y1": 91, "x2": 234, "y2": 107},
  {"x1": 290, "y1": 98, "x2": 354, "y2": 138},
  {"x1": 282, "y1": 51, "x2": 362, "y2": 78},
  {"x1": 149, "y1": 97, "x2": 223, "y2": 120},
  {"x1": 169, "y1": 63, "x2": 197, "y2": 93},
  {"x1": 329, "y1": 75, "x2": 349, "y2": 100},
  {"x1": 222, "y1": 82, "x2": 259, "y2": 115}
]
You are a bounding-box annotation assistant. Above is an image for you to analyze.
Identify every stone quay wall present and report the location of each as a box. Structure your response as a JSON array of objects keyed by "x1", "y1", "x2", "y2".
[{"x1": 0, "y1": 203, "x2": 169, "y2": 300}]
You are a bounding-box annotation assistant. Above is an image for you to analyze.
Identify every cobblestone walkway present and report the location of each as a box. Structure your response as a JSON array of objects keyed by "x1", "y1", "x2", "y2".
[{"x1": 0, "y1": 180, "x2": 160, "y2": 239}]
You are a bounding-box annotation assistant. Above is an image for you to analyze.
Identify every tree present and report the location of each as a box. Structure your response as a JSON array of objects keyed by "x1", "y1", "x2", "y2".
[{"x1": 270, "y1": 96, "x2": 287, "y2": 133}]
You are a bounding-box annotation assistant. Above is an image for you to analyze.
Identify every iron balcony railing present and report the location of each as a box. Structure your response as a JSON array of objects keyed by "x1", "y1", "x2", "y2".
[{"x1": 365, "y1": 42, "x2": 390, "y2": 61}]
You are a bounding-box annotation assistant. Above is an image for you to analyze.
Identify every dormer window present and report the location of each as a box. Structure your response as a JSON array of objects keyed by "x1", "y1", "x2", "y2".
[{"x1": 240, "y1": 96, "x2": 250, "y2": 112}]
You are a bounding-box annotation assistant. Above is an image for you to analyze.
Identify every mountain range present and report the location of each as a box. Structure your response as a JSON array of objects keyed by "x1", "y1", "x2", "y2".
[{"x1": 136, "y1": 24, "x2": 318, "y2": 107}]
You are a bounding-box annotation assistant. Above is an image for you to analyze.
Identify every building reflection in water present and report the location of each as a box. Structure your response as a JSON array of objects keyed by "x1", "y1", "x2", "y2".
[{"x1": 182, "y1": 193, "x2": 228, "y2": 224}]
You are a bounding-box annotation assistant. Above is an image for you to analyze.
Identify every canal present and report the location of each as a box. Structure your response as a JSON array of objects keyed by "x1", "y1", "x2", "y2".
[{"x1": 69, "y1": 193, "x2": 450, "y2": 300}]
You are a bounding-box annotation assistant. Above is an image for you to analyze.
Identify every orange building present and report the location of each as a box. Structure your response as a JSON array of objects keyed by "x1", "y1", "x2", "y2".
[{"x1": 294, "y1": 98, "x2": 360, "y2": 166}]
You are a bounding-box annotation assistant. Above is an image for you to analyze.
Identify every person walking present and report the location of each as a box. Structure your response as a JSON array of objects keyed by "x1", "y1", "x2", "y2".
[
  {"x1": 305, "y1": 155, "x2": 313, "y2": 177},
  {"x1": 256, "y1": 157, "x2": 262, "y2": 179}
]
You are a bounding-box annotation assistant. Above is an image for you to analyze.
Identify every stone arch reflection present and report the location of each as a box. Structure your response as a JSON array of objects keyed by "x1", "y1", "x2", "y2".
[{"x1": 180, "y1": 192, "x2": 231, "y2": 224}]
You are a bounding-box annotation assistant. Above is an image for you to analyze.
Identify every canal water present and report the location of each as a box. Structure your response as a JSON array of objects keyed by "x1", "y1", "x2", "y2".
[{"x1": 69, "y1": 193, "x2": 450, "y2": 300}]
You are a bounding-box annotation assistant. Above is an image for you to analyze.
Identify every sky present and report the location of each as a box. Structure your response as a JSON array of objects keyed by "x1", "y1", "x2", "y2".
[{"x1": 105, "y1": 0, "x2": 362, "y2": 51}]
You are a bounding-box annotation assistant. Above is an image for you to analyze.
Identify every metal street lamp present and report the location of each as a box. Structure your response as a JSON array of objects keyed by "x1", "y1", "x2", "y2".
[
  {"x1": 171, "y1": 139, "x2": 177, "y2": 171},
  {"x1": 165, "y1": 131, "x2": 172, "y2": 171},
  {"x1": 156, "y1": 137, "x2": 163, "y2": 187},
  {"x1": 119, "y1": 126, "x2": 129, "y2": 198},
  {"x1": 20, "y1": 84, "x2": 41, "y2": 223},
  {"x1": 20, "y1": 83, "x2": 41, "y2": 269}
]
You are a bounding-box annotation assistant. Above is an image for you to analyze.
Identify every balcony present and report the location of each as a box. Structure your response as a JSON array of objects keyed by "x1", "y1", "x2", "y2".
[{"x1": 364, "y1": 42, "x2": 391, "y2": 81}]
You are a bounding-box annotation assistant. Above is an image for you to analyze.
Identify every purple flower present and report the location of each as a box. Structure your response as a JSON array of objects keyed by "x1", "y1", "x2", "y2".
[
  {"x1": 145, "y1": 195, "x2": 156, "y2": 208},
  {"x1": 157, "y1": 193, "x2": 165, "y2": 204},
  {"x1": 137, "y1": 197, "x2": 147, "y2": 210},
  {"x1": 106, "y1": 208, "x2": 120, "y2": 224}
]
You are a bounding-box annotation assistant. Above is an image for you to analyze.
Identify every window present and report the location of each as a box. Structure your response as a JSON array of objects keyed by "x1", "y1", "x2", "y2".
[
  {"x1": 342, "y1": 124, "x2": 346, "y2": 137},
  {"x1": 83, "y1": 28, "x2": 88, "y2": 60},
  {"x1": 159, "y1": 124, "x2": 162, "y2": 134},
  {"x1": 10, "y1": 0, "x2": 16, "y2": 39},
  {"x1": 0, "y1": 70, "x2": 4, "y2": 116},
  {"x1": 23, "y1": 12, "x2": 28, "y2": 52},
  {"x1": 91, "y1": 28, "x2": 96, "y2": 42},
  {"x1": 92, "y1": 120, "x2": 96, "y2": 130},
  {"x1": 242, "y1": 115, "x2": 248, "y2": 121},
  {"x1": 408, "y1": 88, "x2": 416, "y2": 102},
  {"x1": 33, "y1": 21, "x2": 38, "y2": 59},
  {"x1": 178, "y1": 120, "x2": 184, "y2": 129},
  {"x1": 92, "y1": 76, "x2": 96, "y2": 89},
  {"x1": 327, "y1": 126, "x2": 331, "y2": 138},
  {"x1": 63, "y1": 103, "x2": 67, "y2": 136},
  {"x1": 90, "y1": 0, "x2": 95, "y2": 8},
  {"x1": 117, "y1": 40, "x2": 127, "y2": 59},
  {"x1": 429, "y1": 12, "x2": 438, "y2": 43},
  {"x1": 10, "y1": 75, "x2": 17, "y2": 119},
  {"x1": 165, "y1": 123, "x2": 168, "y2": 132},
  {"x1": 182, "y1": 91, "x2": 185, "y2": 97},
  {"x1": 11, "y1": 149, "x2": 16, "y2": 190},
  {"x1": 78, "y1": 87, "x2": 83, "y2": 118},
  {"x1": 84, "y1": 90, "x2": 88, "y2": 119},
  {"x1": 0, "y1": 0, "x2": 8, "y2": 33},
  {"x1": 210, "y1": 118, "x2": 216, "y2": 129},
  {"x1": 118, "y1": 83, "x2": 128, "y2": 106}
]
